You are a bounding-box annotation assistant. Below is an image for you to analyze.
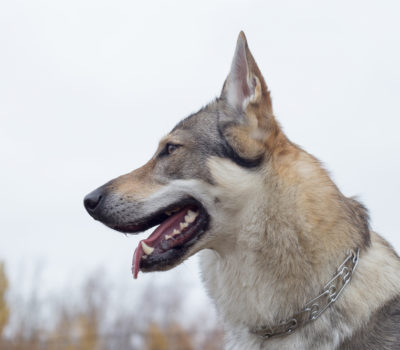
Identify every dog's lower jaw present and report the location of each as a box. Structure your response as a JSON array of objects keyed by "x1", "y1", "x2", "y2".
[{"x1": 200, "y1": 232, "x2": 400, "y2": 350}]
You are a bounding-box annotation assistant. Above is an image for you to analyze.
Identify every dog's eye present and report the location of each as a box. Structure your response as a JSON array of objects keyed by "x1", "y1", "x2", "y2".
[
  {"x1": 167, "y1": 143, "x2": 178, "y2": 154},
  {"x1": 159, "y1": 143, "x2": 181, "y2": 157}
]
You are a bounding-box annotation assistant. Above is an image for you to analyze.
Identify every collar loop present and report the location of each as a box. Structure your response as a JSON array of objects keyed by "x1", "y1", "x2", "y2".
[{"x1": 251, "y1": 248, "x2": 360, "y2": 339}]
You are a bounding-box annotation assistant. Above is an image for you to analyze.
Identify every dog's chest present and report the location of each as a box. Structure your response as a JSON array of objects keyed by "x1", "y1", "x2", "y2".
[
  {"x1": 199, "y1": 250, "x2": 342, "y2": 350},
  {"x1": 199, "y1": 249, "x2": 277, "y2": 328}
]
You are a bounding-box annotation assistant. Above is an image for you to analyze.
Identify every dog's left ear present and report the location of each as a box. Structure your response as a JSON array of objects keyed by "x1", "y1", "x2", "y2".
[
  {"x1": 221, "y1": 31, "x2": 273, "y2": 116},
  {"x1": 220, "y1": 32, "x2": 277, "y2": 161}
]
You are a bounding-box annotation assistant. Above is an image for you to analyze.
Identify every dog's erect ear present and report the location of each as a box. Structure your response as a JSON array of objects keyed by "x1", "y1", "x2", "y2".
[
  {"x1": 219, "y1": 32, "x2": 278, "y2": 162},
  {"x1": 221, "y1": 31, "x2": 272, "y2": 115}
]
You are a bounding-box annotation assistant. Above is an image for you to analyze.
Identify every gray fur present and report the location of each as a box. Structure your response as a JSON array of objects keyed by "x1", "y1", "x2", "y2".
[
  {"x1": 84, "y1": 32, "x2": 400, "y2": 350},
  {"x1": 165, "y1": 98, "x2": 260, "y2": 183},
  {"x1": 340, "y1": 296, "x2": 400, "y2": 349}
]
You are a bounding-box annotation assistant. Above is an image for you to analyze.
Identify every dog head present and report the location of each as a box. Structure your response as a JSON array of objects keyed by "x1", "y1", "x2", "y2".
[{"x1": 84, "y1": 32, "x2": 284, "y2": 278}]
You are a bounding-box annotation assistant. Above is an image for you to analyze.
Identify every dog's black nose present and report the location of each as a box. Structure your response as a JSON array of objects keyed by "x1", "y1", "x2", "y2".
[{"x1": 84, "y1": 187, "x2": 104, "y2": 213}]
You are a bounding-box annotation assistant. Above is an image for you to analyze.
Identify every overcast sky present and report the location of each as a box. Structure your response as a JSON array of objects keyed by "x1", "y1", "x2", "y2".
[{"x1": 1, "y1": 0, "x2": 399, "y2": 311}]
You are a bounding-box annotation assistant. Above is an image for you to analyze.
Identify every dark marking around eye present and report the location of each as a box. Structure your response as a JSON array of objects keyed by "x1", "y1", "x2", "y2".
[{"x1": 158, "y1": 143, "x2": 182, "y2": 158}]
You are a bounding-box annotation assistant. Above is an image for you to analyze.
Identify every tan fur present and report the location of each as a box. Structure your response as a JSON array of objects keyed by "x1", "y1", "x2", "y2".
[
  {"x1": 85, "y1": 32, "x2": 400, "y2": 349},
  {"x1": 202, "y1": 154, "x2": 400, "y2": 349},
  {"x1": 112, "y1": 160, "x2": 162, "y2": 200},
  {"x1": 120, "y1": 32, "x2": 400, "y2": 348}
]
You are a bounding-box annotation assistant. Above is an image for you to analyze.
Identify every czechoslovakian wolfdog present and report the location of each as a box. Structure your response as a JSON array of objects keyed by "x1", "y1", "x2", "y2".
[{"x1": 84, "y1": 32, "x2": 400, "y2": 349}]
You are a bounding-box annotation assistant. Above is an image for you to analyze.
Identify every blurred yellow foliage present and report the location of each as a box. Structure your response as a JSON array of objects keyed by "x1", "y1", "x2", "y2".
[
  {"x1": 78, "y1": 312, "x2": 99, "y2": 350},
  {"x1": 167, "y1": 322, "x2": 194, "y2": 350},
  {"x1": 146, "y1": 322, "x2": 168, "y2": 350},
  {"x1": 0, "y1": 265, "x2": 224, "y2": 350},
  {"x1": 0, "y1": 262, "x2": 10, "y2": 338}
]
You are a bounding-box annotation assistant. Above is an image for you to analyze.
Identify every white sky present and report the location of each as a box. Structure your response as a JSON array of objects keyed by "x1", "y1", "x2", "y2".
[{"x1": 1, "y1": 0, "x2": 399, "y2": 312}]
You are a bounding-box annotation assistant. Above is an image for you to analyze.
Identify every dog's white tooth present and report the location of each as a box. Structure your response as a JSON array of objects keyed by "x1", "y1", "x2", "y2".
[
  {"x1": 141, "y1": 241, "x2": 154, "y2": 255},
  {"x1": 187, "y1": 209, "x2": 197, "y2": 217},
  {"x1": 185, "y1": 214, "x2": 195, "y2": 224},
  {"x1": 166, "y1": 229, "x2": 180, "y2": 240},
  {"x1": 185, "y1": 210, "x2": 198, "y2": 223},
  {"x1": 180, "y1": 222, "x2": 189, "y2": 230},
  {"x1": 165, "y1": 228, "x2": 181, "y2": 240}
]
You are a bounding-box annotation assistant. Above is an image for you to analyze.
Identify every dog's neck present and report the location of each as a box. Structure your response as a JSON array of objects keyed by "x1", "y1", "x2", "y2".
[
  {"x1": 201, "y1": 230, "x2": 356, "y2": 331},
  {"x1": 201, "y1": 147, "x2": 370, "y2": 338},
  {"x1": 250, "y1": 248, "x2": 360, "y2": 339}
]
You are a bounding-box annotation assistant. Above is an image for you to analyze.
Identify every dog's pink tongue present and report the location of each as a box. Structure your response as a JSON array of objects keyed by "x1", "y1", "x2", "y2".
[{"x1": 132, "y1": 208, "x2": 188, "y2": 279}]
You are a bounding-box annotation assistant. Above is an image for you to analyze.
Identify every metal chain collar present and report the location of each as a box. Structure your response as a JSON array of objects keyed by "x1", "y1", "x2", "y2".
[{"x1": 251, "y1": 248, "x2": 360, "y2": 340}]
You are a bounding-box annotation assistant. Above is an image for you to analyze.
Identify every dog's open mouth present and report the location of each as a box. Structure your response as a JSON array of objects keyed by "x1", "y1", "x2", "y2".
[{"x1": 112, "y1": 199, "x2": 209, "y2": 278}]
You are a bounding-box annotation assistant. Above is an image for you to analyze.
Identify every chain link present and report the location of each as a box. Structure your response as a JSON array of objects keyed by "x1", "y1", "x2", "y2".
[{"x1": 252, "y1": 248, "x2": 360, "y2": 339}]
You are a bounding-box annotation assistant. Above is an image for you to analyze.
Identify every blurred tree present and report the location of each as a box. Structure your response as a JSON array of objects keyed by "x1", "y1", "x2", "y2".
[
  {"x1": 76, "y1": 270, "x2": 106, "y2": 350},
  {"x1": 0, "y1": 264, "x2": 224, "y2": 350},
  {"x1": 167, "y1": 322, "x2": 194, "y2": 350},
  {"x1": 78, "y1": 312, "x2": 99, "y2": 350},
  {"x1": 51, "y1": 308, "x2": 76, "y2": 350},
  {"x1": 146, "y1": 322, "x2": 168, "y2": 350},
  {"x1": 0, "y1": 262, "x2": 10, "y2": 338}
]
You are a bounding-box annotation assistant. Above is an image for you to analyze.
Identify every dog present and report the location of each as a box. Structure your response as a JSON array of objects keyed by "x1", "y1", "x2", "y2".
[{"x1": 84, "y1": 32, "x2": 400, "y2": 349}]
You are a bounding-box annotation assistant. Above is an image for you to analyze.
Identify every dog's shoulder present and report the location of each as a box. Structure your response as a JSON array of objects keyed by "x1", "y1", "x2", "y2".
[{"x1": 340, "y1": 295, "x2": 400, "y2": 350}]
